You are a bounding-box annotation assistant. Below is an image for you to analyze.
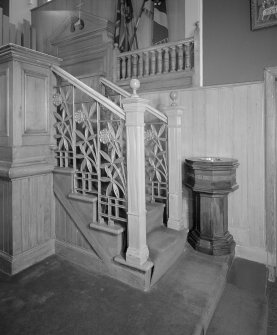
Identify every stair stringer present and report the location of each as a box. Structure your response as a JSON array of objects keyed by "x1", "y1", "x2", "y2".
[
  {"x1": 54, "y1": 183, "x2": 110, "y2": 264},
  {"x1": 53, "y1": 168, "x2": 155, "y2": 291}
]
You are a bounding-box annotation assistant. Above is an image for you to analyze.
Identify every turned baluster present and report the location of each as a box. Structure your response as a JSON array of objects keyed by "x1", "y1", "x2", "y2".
[
  {"x1": 132, "y1": 54, "x2": 138, "y2": 77},
  {"x1": 121, "y1": 56, "x2": 126, "y2": 79},
  {"x1": 170, "y1": 46, "x2": 176, "y2": 72},
  {"x1": 113, "y1": 43, "x2": 120, "y2": 82},
  {"x1": 138, "y1": 53, "x2": 143, "y2": 77},
  {"x1": 164, "y1": 47, "x2": 169, "y2": 73},
  {"x1": 127, "y1": 55, "x2": 132, "y2": 79},
  {"x1": 157, "y1": 48, "x2": 162, "y2": 74},
  {"x1": 116, "y1": 56, "x2": 121, "y2": 80},
  {"x1": 150, "y1": 50, "x2": 156, "y2": 75},
  {"x1": 144, "y1": 51, "x2": 149, "y2": 76},
  {"x1": 177, "y1": 44, "x2": 184, "y2": 71},
  {"x1": 185, "y1": 43, "x2": 191, "y2": 69}
]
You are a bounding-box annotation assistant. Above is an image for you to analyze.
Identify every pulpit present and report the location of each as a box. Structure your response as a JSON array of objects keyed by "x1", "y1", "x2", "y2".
[{"x1": 185, "y1": 157, "x2": 239, "y2": 256}]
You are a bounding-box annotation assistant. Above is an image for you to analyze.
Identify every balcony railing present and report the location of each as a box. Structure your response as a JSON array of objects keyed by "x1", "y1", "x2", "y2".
[{"x1": 113, "y1": 23, "x2": 200, "y2": 89}]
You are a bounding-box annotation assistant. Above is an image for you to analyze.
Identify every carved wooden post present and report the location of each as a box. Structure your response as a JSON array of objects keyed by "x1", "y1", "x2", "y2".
[
  {"x1": 132, "y1": 54, "x2": 138, "y2": 78},
  {"x1": 162, "y1": 92, "x2": 185, "y2": 231},
  {"x1": 144, "y1": 51, "x2": 149, "y2": 76},
  {"x1": 157, "y1": 49, "x2": 162, "y2": 74},
  {"x1": 170, "y1": 46, "x2": 176, "y2": 72},
  {"x1": 138, "y1": 53, "x2": 143, "y2": 77},
  {"x1": 122, "y1": 79, "x2": 150, "y2": 266},
  {"x1": 150, "y1": 50, "x2": 156, "y2": 75},
  {"x1": 177, "y1": 44, "x2": 184, "y2": 71},
  {"x1": 164, "y1": 47, "x2": 169, "y2": 73},
  {"x1": 113, "y1": 43, "x2": 120, "y2": 82},
  {"x1": 122, "y1": 56, "x2": 126, "y2": 80},
  {"x1": 185, "y1": 42, "x2": 191, "y2": 69},
  {"x1": 127, "y1": 54, "x2": 132, "y2": 79},
  {"x1": 193, "y1": 21, "x2": 201, "y2": 87}
]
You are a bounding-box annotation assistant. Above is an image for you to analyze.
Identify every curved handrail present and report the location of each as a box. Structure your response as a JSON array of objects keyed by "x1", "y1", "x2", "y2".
[
  {"x1": 99, "y1": 77, "x2": 168, "y2": 124},
  {"x1": 51, "y1": 65, "x2": 125, "y2": 120}
]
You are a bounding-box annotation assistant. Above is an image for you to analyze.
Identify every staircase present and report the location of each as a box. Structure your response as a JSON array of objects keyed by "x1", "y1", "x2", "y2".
[{"x1": 51, "y1": 65, "x2": 185, "y2": 291}]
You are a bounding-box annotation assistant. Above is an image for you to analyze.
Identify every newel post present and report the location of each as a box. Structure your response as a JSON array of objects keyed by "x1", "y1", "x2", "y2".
[
  {"x1": 162, "y1": 92, "x2": 185, "y2": 231},
  {"x1": 122, "y1": 79, "x2": 149, "y2": 266}
]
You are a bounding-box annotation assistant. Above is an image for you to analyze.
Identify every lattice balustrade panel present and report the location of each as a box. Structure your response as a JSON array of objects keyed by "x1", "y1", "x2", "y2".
[
  {"x1": 98, "y1": 107, "x2": 127, "y2": 225},
  {"x1": 145, "y1": 118, "x2": 168, "y2": 219},
  {"x1": 53, "y1": 84, "x2": 74, "y2": 168},
  {"x1": 53, "y1": 81, "x2": 127, "y2": 226}
]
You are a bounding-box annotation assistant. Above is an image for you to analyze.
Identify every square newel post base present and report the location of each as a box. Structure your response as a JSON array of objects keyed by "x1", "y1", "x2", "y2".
[
  {"x1": 167, "y1": 218, "x2": 185, "y2": 231},
  {"x1": 126, "y1": 246, "x2": 150, "y2": 266}
]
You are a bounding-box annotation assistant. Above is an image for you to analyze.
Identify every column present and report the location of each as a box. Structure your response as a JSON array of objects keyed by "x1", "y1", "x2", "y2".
[
  {"x1": 162, "y1": 92, "x2": 185, "y2": 231},
  {"x1": 122, "y1": 79, "x2": 149, "y2": 266}
]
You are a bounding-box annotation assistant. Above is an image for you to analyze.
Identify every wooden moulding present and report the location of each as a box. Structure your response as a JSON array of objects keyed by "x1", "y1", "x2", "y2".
[
  {"x1": 264, "y1": 67, "x2": 277, "y2": 280},
  {"x1": 0, "y1": 43, "x2": 62, "y2": 67},
  {"x1": 0, "y1": 240, "x2": 55, "y2": 275}
]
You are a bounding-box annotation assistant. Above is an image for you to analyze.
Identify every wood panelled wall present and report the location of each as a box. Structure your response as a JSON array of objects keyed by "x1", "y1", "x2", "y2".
[
  {"x1": 0, "y1": 45, "x2": 60, "y2": 275},
  {"x1": 55, "y1": 198, "x2": 94, "y2": 253},
  {"x1": 0, "y1": 180, "x2": 12, "y2": 255},
  {"x1": 142, "y1": 82, "x2": 266, "y2": 262},
  {"x1": 13, "y1": 174, "x2": 54, "y2": 255}
]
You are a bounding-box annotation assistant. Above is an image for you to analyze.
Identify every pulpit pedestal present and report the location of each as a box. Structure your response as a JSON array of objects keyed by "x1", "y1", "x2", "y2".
[{"x1": 185, "y1": 157, "x2": 239, "y2": 256}]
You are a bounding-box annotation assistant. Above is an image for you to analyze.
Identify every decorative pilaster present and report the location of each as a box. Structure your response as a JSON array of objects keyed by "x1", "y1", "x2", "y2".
[
  {"x1": 162, "y1": 92, "x2": 185, "y2": 231},
  {"x1": 0, "y1": 44, "x2": 61, "y2": 275},
  {"x1": 122, "y1": 79, "x2": 149, "y2": 266}
]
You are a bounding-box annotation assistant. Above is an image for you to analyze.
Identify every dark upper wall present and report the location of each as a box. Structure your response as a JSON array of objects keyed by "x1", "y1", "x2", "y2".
[
  {"x1": 0, "y1": 0, "x2": 9, "y2": 16},
  {"x1": 203, "y1": 0, "x2": 277, "y2": 86}
]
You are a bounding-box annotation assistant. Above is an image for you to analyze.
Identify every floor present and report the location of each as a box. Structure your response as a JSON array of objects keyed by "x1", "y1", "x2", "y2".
[
  {"x1": 267, "y1": 279, "x2": 277, "y2": 335},
  {"x1": 207, "y1": 258, "x2": 268, "y2": 335},
  {"x1": 0, "y1": 249, "x2": 271, "y2": 335}
]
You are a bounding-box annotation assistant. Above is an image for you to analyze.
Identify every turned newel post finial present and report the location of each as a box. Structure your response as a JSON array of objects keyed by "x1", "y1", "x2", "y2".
[
  {"x1": 170, "y1": 91, "x2": 178, "y2": 106},
  {"x1": 130, "y1": 78, "x2": 140, "y2": 97}
]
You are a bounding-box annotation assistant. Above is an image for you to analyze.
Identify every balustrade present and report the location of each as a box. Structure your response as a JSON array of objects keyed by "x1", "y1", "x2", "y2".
[
  {"x1": 114, "y1": 38, "x2": 194, "y2": 82},
  {"x1": 52, "y1": 69, "x2": 184, "y2": 267},
  {"x1": 52, "y1": 66, "x2": 127, "y2": 227}
]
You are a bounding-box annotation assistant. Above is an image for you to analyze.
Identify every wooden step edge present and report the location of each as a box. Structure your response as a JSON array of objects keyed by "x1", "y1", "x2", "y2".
[
  {"x1": 89, "y1": 222, "x2": 125, "y2": 236},
  {"x1": 68, "y1": 192, "x2": 97, "y2": 203},
  {"x1": 114, "y1": 255, "x2": 154, "y2": 273}
]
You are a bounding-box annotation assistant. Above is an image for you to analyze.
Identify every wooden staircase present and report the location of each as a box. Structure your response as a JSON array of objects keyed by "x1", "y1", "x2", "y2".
[{"x1": 53, "y1": 167, "x2": 185, "y2": 291}]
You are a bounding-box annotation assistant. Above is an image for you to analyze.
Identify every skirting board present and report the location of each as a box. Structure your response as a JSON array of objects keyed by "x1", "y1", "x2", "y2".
[
  {"x1": 55, "y1": 240, "x2": 153, "y2": 291},
  {"x1": 235, "y1": 245, "x2": 268, "y2": 265},
  {"x1": 0, "y1": 239, "x2": 55, "y2": 275},
  {"x1": 55, "y1": 240, "x2": 105, "y2": 274}
]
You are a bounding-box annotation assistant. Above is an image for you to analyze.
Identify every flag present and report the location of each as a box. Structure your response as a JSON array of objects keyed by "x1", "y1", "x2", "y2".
[
  {"x1": 114, "y1": 0, "x2": 136, "y2": 52},
  {"x1": 153, "y1": 0, "x2": 168, "y2": 45}
]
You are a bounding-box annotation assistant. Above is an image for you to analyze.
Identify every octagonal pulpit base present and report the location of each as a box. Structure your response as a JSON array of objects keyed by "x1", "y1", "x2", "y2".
[
  {"x1": 185, "y1": 157, "x2": 239, "y2": 256},
  {"x1": 187, "y1": 230, "x2": 236, "y2": 256}
]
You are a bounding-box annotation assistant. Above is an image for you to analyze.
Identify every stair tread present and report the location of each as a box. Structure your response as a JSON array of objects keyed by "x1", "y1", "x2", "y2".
[
  {"x1": 146, "y1": 202, "x2": 165, "y2": 212},
  {"x1": 147, "y1": 226, "x2": 184, "y2": 254}
]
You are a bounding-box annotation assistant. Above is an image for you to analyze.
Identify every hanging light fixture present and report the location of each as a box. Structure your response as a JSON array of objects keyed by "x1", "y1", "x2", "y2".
[{"x1": 70, "y1": 1, "x2": 85, "y2": 32}]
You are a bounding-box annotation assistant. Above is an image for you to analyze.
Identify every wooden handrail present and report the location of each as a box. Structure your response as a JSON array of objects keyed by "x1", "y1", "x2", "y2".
[
  {"x1": 115, "y1": 37, "x2": 194, "y2": 58},
  {"x1": 100, "y1": 77, "x2": 167, "y2": 123},
  {"x1": 51, "y1": 65, "x2": 126, "y2": 120},
  {"x1": 100, "y1": 77, "x2": 131, "y2": 98}
]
